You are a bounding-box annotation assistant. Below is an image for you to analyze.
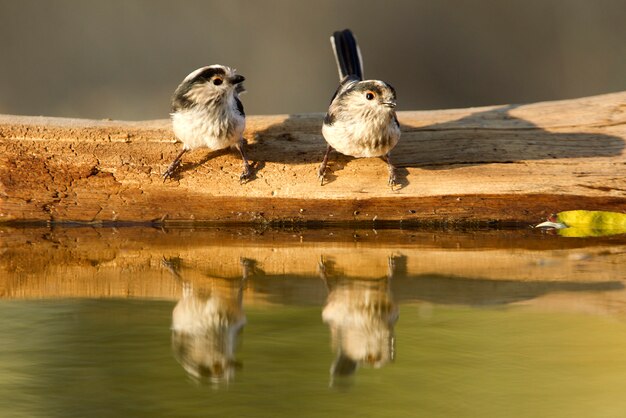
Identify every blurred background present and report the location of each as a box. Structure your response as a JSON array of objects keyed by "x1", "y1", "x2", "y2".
[{"x1": 1, "y1": 0, "x2": 626, "y2": 120}]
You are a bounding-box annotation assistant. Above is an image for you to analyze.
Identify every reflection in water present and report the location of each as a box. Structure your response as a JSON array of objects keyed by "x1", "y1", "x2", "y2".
[
  {"x1": 4, "y1": 228, "x2": 626, "y2": 417},
  {"x1": 163, "y1": 257, "x2": 256, "y2": 385},
  {"x1": 319, "y1": 255, "x2": 400, "y2": 385}
]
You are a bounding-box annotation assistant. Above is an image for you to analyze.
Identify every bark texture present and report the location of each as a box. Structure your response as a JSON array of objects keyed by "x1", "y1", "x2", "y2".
[{"x1": 1, "y1": 91, "x2": 625, "y2": 224}]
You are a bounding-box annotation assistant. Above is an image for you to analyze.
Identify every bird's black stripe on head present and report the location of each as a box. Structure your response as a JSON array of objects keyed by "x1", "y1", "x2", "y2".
[
  {"x1": 352, "y1": 81, "x2": 384, "y2": 97},
  {"x1": 352, "y1": 81, "x2": 397, "y2": 102},
  {"x1": 171, "y1": 67, "x2": 229, "y2": 112},
  {"x1": 191, "y1": 67, "x2": 226, "y2": 83}
]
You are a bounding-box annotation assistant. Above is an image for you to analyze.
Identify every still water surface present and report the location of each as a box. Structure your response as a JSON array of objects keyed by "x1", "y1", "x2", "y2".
[{"x1": 1, "y1": 227, "x2": 626, "y2": 417}]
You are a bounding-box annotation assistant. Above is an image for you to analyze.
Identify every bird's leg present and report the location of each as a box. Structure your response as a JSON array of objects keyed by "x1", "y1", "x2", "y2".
[
  {"x1": 317, "y1": 255, "x2": 328, "y2": 280},
  {"x1": 235, "y1": 137, "x2": 252, "y2": 183},
  {"x1": 381, "y1": 153, "x2": 397, "y2": 189},
  {"x1": 240, "y1": 257, "x2": 258, "y2": 281},
  {"x1": 387, "y1": 254, "x2": 399, "y2": 280},
  {"x1": 162, "y1": 148, "x2": 187, "y2": 181},
  {"x1": 317, "y1": 255, "x2": 332, "y2": 291},
  {"x1": 318, "y1": 145, "x2": 333, "y2": 185}
]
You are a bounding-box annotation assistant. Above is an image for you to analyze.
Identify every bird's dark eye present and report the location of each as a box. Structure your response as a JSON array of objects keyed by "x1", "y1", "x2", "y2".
[
  {"x1": 366, "y1": 92, "x2": 375, "y2": 100},
  {"x1": 213, "y1": 78, "x2": 223, "y2": 86}
]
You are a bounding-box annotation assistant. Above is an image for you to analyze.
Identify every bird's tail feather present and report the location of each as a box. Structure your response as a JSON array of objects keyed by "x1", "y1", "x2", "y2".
[{"x1": 330, "y1": 29, "x2": 363, "y2": 81}]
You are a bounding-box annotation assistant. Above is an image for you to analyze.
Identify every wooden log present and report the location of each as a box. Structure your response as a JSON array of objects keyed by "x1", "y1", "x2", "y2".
[{"x1": 1, "y1": 91, "x2": 625, "y2": 224}]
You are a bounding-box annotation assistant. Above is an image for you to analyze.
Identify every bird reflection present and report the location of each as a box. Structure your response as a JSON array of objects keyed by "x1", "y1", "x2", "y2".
[
  {"x1": 319, "y1": 254, "x2": 400, "y2": 385},
  {"x1": 163, "y1": 256, "x2": 257, "y2": 385}
]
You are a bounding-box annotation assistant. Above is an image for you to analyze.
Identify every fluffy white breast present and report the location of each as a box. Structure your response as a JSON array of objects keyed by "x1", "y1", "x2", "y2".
[
  {"x1": 172, "y1": 98, "x2": 245, "y2": 151},
  {"x1": 323, "y1": 115, "x2": 400, "y2": 158}
]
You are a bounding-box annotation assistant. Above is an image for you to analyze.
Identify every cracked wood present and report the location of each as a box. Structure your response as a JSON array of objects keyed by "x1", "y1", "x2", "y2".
[{"x1": 1, "y1": 91, "x2": 625, "y2": 224}]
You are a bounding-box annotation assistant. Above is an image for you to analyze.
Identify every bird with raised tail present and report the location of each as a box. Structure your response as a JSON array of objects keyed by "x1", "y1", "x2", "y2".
[{"x1": 319, "y1": 29, "x2": 401, "y2": 188}]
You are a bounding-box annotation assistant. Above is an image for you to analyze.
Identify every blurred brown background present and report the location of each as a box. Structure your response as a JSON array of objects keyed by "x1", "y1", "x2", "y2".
[{"x1": 1, "y1": 0, "x2": 626, "y2": 120}]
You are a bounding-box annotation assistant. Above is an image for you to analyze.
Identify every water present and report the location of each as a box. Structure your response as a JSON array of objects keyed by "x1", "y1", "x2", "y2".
[{"x1": 1, "y1": 227, "x2": 626, "y2": 417}]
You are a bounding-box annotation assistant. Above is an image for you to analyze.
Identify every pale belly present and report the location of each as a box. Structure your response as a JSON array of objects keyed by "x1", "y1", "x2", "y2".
[
  {"x1": 322, "y1": 121, "x2": 400, "y2": 158},
  {"x1": 172, "y1": 108, "x2": 244, "y2": 151}
]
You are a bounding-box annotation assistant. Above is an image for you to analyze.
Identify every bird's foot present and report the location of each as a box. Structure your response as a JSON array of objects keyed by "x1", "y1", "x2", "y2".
[
  {"x1": 162, "y1": 160, "x2": 182, "y2": 182},
  {"x1": 239, "y1": 163, "x2": 253, "y2": 184},
  {"x1": 387, "y1": 254, "x2": 397, "y2": 278},
  {"x1": 387, "y1": 170, "x2": 398, "y2": 190},
  {"x1": 317, "y1": 165, "x2": 327, "y2": 186}
]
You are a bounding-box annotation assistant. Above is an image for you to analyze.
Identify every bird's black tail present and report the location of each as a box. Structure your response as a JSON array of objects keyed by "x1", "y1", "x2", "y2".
[{"x1": 330, "y1": 29, "x2": 363, "y2": 81}]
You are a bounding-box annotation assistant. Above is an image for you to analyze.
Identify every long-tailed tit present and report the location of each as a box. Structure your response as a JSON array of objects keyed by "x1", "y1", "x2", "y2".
[
  {"x1": 163, "y1": 65, "x2": 252, "y2": 183},
  {"x1": 318, "y1": 29, "x2": 401, "y2": 188}
]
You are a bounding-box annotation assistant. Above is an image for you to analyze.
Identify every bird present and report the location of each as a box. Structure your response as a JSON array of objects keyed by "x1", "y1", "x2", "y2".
[
  {"x1": 163, "y1": 65, "x2": 252, "y2": 183},
  {"x1": 163, "y1": 256, "x2": 254, "y2": 384},
  {"x1": 318, "y1": 29, "x2": 401, "y2": 188}
]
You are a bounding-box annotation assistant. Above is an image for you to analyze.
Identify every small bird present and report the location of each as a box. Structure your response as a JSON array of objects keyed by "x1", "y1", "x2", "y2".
[
  {"x1": 319, "y1": 29, "x2": 401, "y2": 188},
  {"x1": 163, "y1": 65, "x2": 252, "y2": 183}
]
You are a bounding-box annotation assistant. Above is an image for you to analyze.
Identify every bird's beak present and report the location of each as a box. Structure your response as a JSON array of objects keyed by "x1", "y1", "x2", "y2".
[
  {"x1": 536, "y1": 221, "x2": 567, "y2": 229},
  {"x1": 231, "y1": 74, "x2": 245, "y2": 84},
  {"x1": 382, "y1": 101, "x2": 396, "y2": 108}
]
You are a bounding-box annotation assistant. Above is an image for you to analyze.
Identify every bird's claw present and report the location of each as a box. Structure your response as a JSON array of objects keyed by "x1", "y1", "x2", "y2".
[
  {"x1": 162, "y1": 161, "x2": 181, "y2": 182},
  {"x1": 239, "y1": 164, "x2": 252, "y2": 184},
  {"x1": 388, "y1": 173, "x2": 397, "y2": 190},
  {"x1": 317, "y1": 167, "x2": 327, "y2": 186},
  {"x1": 387, "y1": 255, "x2": 397, "y2": 278}
]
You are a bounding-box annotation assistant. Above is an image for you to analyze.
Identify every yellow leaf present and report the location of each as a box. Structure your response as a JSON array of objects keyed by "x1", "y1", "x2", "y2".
[{"x1": 537, "y1": 210, "x2": 626, "y2": 237}]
